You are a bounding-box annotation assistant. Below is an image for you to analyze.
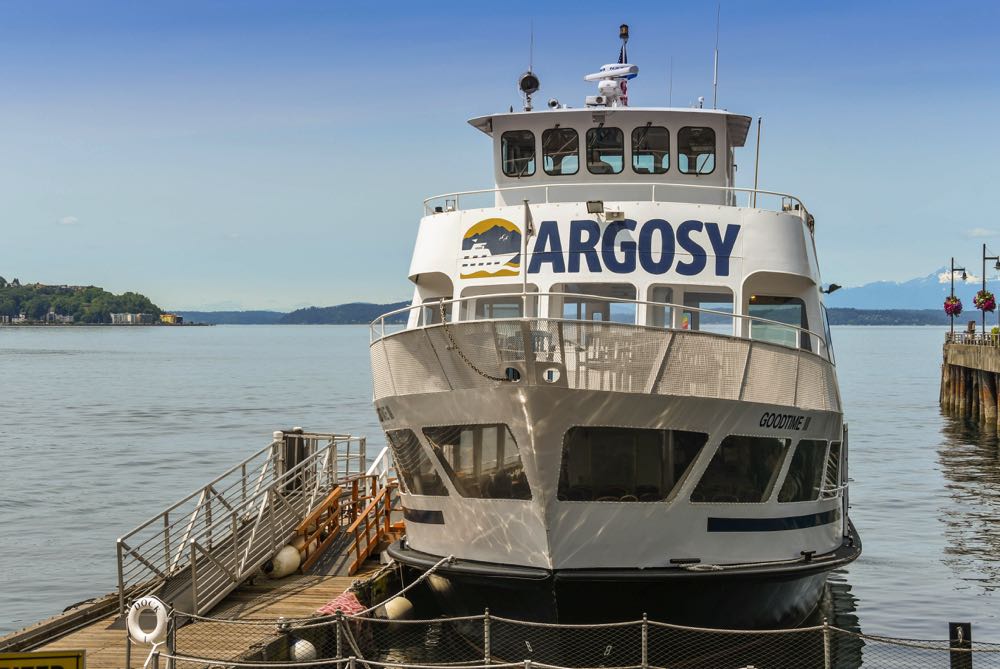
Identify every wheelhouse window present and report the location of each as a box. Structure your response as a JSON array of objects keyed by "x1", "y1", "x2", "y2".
[
  {"x1": 501, "y1": 130, "x2": 535, "y2": 177},
  {"x1": 553, "y1": 283, "x2": 637, "y2": 324},
  {"x1": 632, "y1": 125, "x2": 669, "y2": 174},
  {"x1": 691, "y1": 435, "x2": 790, "y2": 503},
  {"x1": 778, "y1": 440, "x2": 827, "y2": 502},
  {"x1": 586, "y1": 127, "x2": 624, "y2": 174},
  {"x1": 558, "y1": 427, "x2": 708, "y2": 502},
  {"x1": 475, "y1": 296, "x2": 523, "y2": 319},
  {"x1": 749, "y1": 295, "x2": 809, "y2": 351},
  {"x1": 678, "y1": 127, "x2": 716, "y2": 175},
  {"x1": 423, "y1": 424, "x2": 530, "y2": 499},
  {"x1": 543, "y1": 128, "x2": 580, "y2": 176},
  {"x1": 385, "y1": 429, "x2": 449, "y2": 496},
  {"x1": 682, "y1": 290, "x2": 733, "y2": 333}
]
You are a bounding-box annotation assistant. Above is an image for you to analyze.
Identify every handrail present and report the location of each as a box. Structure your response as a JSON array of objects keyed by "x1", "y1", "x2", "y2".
[
  {"x1": 370, "y1": 291, "x2": 831, "y2": 362},
  {"x1": 422, "y1": 181, "x2": 809, "y2": 218},
  {"x1": 345, "y1": 482, "x2": 402, "y2": 575}
]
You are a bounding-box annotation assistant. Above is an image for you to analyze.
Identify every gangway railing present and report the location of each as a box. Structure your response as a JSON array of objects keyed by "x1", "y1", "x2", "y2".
[{"x1": 116, "y1": 430, "x2": 366, "y2": 616}]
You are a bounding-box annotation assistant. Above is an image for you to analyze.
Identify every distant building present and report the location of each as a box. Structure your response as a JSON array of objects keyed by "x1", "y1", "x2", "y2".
[
  {"x1": 111, "y1": 313, "x2": 155, "y2": 325},
  {"x1": 159, "y1": 313, "x2": 183, "y2": 325},
  {"x1": 12, "y1": 313, "x2": 28, "y2": 324},
  {"x1": 44, "y1": 311, "x2": 74, "y2": 324},
  {"x1": 0, "y1": 315, "x2": 10, "y2": 325}
]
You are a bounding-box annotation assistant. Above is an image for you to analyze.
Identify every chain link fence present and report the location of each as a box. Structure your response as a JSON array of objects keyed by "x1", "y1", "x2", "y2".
[{"x1": 148, "y1": 610, "x2": 1000, "y2": 669}]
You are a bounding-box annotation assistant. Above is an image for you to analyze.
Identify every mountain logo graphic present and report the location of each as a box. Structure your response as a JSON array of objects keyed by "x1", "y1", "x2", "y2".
[{"x1": 460, "y1": 218, "x2": 522, "y2": 279}]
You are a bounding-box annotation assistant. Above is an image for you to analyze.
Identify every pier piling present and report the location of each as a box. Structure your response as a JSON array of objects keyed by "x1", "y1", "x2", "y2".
[{"x1": 941, "y1": 335, "x2": 1000, "y2": 426}]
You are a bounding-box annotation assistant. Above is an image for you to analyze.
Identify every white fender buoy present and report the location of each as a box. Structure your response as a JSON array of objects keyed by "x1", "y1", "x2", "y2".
[
  {"x1": 126, "y1": 596, "x2": 169, "y2": 645},
  {"x1": 382, "y1": 596, "x2": 414, "y2": 621},
  {"x1": 264, "y1": 545, "x2": 301, "y2": 579},
  {"x1": 290, "y1": 637, "x2": 317, "y2": 661}
]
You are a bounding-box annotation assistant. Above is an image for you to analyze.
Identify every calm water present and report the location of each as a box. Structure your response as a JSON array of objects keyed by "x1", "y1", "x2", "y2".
[{"x1": 1, "y1": 325, "x2": 998, "y2": 639}]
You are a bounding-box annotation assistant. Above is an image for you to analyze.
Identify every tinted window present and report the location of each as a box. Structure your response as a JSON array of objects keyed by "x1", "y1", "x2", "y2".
[
  {"x1": 678, "y1": 127, "x2": 716, "y2": 174},
  {"x1": 543, "y1": 128, "x2": 580, "y2": 176},
  {"x1": 423, "y1": 424, "x2": 530, "y2": 499},
  {"x1": 554, "y1": 283, "x2": 637, "y2": 324},
  {"x1": 385, "y1": 429, "x2": 449, "y2": 496},
  {"x1": 778, "y1": 440, "x2": 827, "y2": 502},
  {"x1": 558, "y1": 427, "x2": 708, "y2": 502},
  {"x1": 691, "y1": 435, "x2": 790, "y2": 503},
  {"x1": 586, "y1": 127, "x2": 624, "y2": 174},
  {"x1": 749, "y1": 296, "x2": 809, "y2": 351},
  {"x1": 822, "y1": 441, "x2": 842, "y2": 498},
  {"x1": 501, "y1": 130, "x2": 535, "y2": 177},
  {"x1": 632, "y1": 126, "x2": 669, "y2": 174},
  {"x1": 682, "y1": 290, "x2": 734, "y2": 333}
]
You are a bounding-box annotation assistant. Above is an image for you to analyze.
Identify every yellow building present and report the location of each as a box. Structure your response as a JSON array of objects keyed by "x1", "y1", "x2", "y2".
[{"x1": 160, "y1": 313, "x2": 183, "y2": 325}]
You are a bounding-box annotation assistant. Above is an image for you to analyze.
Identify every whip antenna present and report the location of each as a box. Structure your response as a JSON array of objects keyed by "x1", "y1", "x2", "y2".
[{"x1": 713, "y1": 3, "x2": 720, "y2": 108}]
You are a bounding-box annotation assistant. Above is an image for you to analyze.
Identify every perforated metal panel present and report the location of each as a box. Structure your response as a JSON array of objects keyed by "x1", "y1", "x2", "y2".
[
  {"x1": 795, "y1": 353, "x2": 839, "y2": 412},
  {"x1": 657, "y1": 332, "x2": 749, "y2": 400},
  {"x1": 741, "y1": 344, "x2": 798, "y2": 406},
  {"x1": 369, "y1": 340, "x2": 395, "y2": 400},
  {"x1": 382, "y1": 331, "x2": 450, "y2": 396}
]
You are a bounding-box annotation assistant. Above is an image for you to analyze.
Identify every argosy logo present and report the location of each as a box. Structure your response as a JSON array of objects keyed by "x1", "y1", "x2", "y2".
[{"x1": 525, "y1": 219, "x2": 740, "y2": 276}]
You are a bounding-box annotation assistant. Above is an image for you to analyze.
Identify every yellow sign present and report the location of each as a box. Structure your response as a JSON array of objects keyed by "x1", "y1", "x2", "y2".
[{"x1": 0, "y1": 650, "x2": 85, "y2": 669}]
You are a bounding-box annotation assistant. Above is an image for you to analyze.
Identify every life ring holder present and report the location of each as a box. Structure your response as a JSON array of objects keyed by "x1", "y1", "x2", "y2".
[{"x1": 126, "y1": 596, "x2": 169, "y2": 645}]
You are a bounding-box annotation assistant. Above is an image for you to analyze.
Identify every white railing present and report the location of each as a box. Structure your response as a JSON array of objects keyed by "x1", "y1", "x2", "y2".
[
  {"x1": 423, "y1": 181, "x2": 810, "y2": 220},
  {"x1": 370, "y1": 291, "x2": 831, "y2": 363}
]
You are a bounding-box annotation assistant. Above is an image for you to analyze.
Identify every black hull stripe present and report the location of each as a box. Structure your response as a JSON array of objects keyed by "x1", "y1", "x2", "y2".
[
  {"x1": 707, "y1": 509, "x2": 839, "y2": 532},
  {"x1": 403, "y1": 507, "x2": 445, "y2": 524}
]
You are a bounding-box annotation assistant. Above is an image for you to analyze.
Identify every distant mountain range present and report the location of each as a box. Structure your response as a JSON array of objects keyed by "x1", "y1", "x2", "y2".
[
  {"x1": 175, "y1": 302, "x2": 409, "y2": 325},
  {"x1": 825, "y1": 269, "x2": 985, "y2": 310}
]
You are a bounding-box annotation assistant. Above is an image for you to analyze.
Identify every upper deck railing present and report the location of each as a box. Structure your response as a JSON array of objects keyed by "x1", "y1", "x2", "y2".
[
  {"x1": 370, "y1": 291, "x2": 832, "y2": 363},
  {"x1": 423, "y1": 181, "x2": 811, "y2": 223}
]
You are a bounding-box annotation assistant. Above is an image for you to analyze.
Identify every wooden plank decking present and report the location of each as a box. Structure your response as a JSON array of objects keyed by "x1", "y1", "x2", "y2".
[{"x1": 34, "y1": 564, "x2": 379, "y2": 669}]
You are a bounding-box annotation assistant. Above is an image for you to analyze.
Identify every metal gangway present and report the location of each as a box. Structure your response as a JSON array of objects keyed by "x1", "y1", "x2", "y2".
[{"x1": 115, "y1": 430, "x2": 369, "y2": 617}]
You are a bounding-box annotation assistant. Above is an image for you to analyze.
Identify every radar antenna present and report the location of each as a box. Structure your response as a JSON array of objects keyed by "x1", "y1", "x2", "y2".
[{"x1": 584, "y1": 23, "x2": 638, "y2": 108}]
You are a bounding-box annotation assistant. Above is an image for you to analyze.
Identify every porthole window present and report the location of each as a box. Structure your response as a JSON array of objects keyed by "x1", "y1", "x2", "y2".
[
  {"x1": 678, "y1": 127, "x2": 716, "y2": 175},
  {"x1": 501, "y1": 130, "x2": 536, "y2": 177},
  {"x1": 542, "y1": 127, "x2": 580, "y2": 176},
  {"x1": 586, "y1": 127, "x2": 624, "y2": 174},
  {"x1": 632, "y1": 125, "x2": 669, "y2": 174}
]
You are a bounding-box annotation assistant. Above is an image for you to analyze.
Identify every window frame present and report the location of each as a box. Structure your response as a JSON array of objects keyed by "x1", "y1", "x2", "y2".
[
  {"x1": 677, "y1": 126, "x2": 717, "y2": 175},
  {"x1": 631, "y1": 125, "x2": 670, "y2": 175},
  {"x1": 586, "y1": 126, "x2": 625, "y2": 175},
  {"x1": 542, "y1": 127, "x2": 580, "y2": 176},
  {"x1": 748, "y1": 295, "x2": 810, "y2": 351},
  {"x1": 501, "y1": 130, "x2": 536, "y2": 178}
]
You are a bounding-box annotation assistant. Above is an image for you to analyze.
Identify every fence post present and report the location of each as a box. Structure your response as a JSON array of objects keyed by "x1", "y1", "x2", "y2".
[
  {"x1": 641, "y1": 614, "x2": 648, "y2": 669},
  {"x1": 125, "y1": 632, "x2": 132, "y2": 669},
  {"x1": 166, "y1": 604, "x2": 177, "y2": 669},
  {"x1": 336, "y1": 610, "x2": 344, "y2": 659},
  {"x1": 524, "y1": 660, "x2": 531, "y2": 669},
  {"x1": 349, "y1": 656, "x2": 357, "y2": 669},
  {"x1": 949, "y1": 622, "x2": 972, "y2": 669},
  {"x1": 151, "y1": 650, "x2": 160, "y2": 669},
  {"x1": 822, "y1": 618, "x2": 831, "y2": 669},
  {"x1": 484, "y1": 608, "x2": 491, "y2": 665}
]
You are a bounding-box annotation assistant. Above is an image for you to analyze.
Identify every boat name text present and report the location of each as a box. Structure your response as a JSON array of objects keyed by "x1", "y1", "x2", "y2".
[{"x1": 759, "y1": 412, "x2": 811, "y2": 431}]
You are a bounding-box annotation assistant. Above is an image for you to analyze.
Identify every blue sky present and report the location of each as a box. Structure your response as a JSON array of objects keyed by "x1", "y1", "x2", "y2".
[{"x1": 1, "y1": 1, "x2": 998, "y2": 310}]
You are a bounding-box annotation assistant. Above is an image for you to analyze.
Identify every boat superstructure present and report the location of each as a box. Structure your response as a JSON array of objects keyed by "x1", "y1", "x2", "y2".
[{"x1": 370, "y1": 28, "x2": 859, "y2": 628}]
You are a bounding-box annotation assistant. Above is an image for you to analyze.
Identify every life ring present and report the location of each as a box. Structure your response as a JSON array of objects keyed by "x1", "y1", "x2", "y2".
[{"x1": 126, "y1": 596, "x2": 169, "y2": 645}]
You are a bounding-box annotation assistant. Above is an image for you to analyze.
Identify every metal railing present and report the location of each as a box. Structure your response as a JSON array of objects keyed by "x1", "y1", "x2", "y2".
[
  {"x1": 947, "y1": 331, "x2": 1000, "y2": 346},
  {"x1": 370, "y1": 291, "x2": 831, "y2": 363},
  {"x1": 116, "y1": 431, "x2": 367, "y2": 616},
  {"x1": 423, "y1": 181, "x2": 811, "y2": 220}
]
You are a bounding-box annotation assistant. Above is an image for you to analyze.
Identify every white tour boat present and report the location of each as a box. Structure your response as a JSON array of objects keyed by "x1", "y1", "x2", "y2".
[{"x1": 370, "y1": 25, "x2": 860, "y2": 628}]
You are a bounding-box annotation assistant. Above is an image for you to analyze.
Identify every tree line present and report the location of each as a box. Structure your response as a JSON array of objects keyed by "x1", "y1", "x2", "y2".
[{"x1": 0, "y1": 277, "x2": 162, "y2": 323}]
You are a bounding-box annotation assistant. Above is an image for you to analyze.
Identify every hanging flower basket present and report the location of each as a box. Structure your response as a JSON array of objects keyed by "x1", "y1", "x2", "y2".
[
  {"x1": 944, "y1": 296, "x2": 963, "y2": 317},
  {"x1": 974, "y1": 290, "x2": 996, "y2": 313}
]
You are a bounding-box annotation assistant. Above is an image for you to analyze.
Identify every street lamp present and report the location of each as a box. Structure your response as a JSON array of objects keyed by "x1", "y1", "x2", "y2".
[
  {"x1": 982, "y1": 244, "x2": 1000, "y2": 333},
  {"x1": 950, "y1": 257, "x2": 967, "y2": 337}
]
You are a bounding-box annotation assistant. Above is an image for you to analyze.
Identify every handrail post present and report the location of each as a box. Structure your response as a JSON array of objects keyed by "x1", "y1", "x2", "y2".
[
  {"x1": 163, "y1": 512, "x2": 171, "y2": 575},
  {"x1": 641, "y1": 614, "x2": 648, "y2": 669},
  {"x1": 189, "y1": 541, "x2": 198, "y2": 614},
  {"x1": 117, "y1": 539, "x2": 126, "y2": 615},
  {"x1": 484, "y1": 608, "x2": 491, "y2": 665},
  {"x1": 822, "y1": 619, "x2": 831, "y2": 669},
  {"x1": 336, "y1": 610, "x2": 344, "y2": 659},
  {"x1": 349, "y1": 656, "x2": 356, "y2": 669}
]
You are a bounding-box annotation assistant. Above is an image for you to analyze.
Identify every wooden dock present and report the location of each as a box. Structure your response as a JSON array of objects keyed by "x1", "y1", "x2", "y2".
[{"x1": 941, "y1": 335, "x2": 1000, "y2": 424}]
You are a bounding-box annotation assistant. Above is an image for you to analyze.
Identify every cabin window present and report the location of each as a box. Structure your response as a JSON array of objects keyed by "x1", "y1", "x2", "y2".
[
  {"x1": 691, "y1": 435, "x2": 790, "y2": 503},
  {"x1": 475, "y1": 296, "x2": 523, "y2": 319},
  {"x1": 423, "y1": 424, "x2": 531, "y2": 500},
  {"x1": 682, "y1": 290, "x2": 733, "y2": 332},
  {"x1": 647, "y1": 286, "x2": 674, "y2": 327},
  {"x1": 385, "y1": 429, "x2": 449, "y2": 497},
  {"x1": 632, "y1": 125, "x2": 670, "y2": 174},
  {"x1": 558, "y1": 427, "x2": 708, "y2": 502},
  {"x1": 778, "y1": 440, "x2": 827, "y2": 502},
  {"x1": 822, "y1": 441, "x2": 842, "y2": 498},
  {"x1": 678, "y1": 127, "x2": 716, "y2": 175},
  {"x1": 422, "y1": 297, "x2": 452, "y2": 325},
  {"x1": 543, "y1": 128, "x2": 580, "y2": 176},
  {"x1": 553, "y1": 283, "x2": 637, "y2": 324},
  {"x1": 501, "y1": 130, "x2": 536, "y2": 177},
  {"x1": 748, "y1": 295, "x2": 809, "y2": 351},
  {"x1": 586, "y1": 127, "x2": 624, "y2": 174}
]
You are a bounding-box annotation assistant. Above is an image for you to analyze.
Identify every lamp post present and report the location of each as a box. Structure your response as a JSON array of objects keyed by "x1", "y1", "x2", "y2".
[
  {"x1": 982, "y1": 244, "x2": 1000, "y2": 334},
  {"x1": 950, "y1": 257, "x2": 967, "y2": 337}
]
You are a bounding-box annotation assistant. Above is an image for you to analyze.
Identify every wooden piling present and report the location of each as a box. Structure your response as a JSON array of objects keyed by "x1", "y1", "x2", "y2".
[{"x1": 983, "y1": 370, "x2": 997, "y2": 423}]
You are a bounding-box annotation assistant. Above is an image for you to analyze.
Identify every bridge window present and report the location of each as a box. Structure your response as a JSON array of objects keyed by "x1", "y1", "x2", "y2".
[
  {"x1": 423, "y1": 424, "x2": 531, "y2": 500},
  {"x1": 778, "y1": 440, "x2": 827, "y2": 502},
  {"x1": 553, "y1": 283, "x2": 637, "y2": 323},
  {"x1": 691, "y1": 435, "x2": 790, "y2": 503},
  {"x1": 748, "y1": 295, "x2": 809, "y2": 351},
  {"x1": 558, "y1": 427, "x2": 708, "y2": 502},
  {"x1": 678, "y1": 127, "x2": 716, "y2": 175},
  {"x1": 682, "y1": 290, "x2": 733, "y2": 332},
  {"x1": 543, "y1": 127, "x2": 580, "y2": 176},
  {"x1": 501, "y1": 130, "x2": 535, "y2": 177},
  {"x1": 632, "y1": 125, "x2": 670, "y2": 174},
  {"x1": 385, "y1": 429, "x2": 449, "y2": 497},
  {"x1": 586, "y1": 127, "x2": 624, "y2": 174}
]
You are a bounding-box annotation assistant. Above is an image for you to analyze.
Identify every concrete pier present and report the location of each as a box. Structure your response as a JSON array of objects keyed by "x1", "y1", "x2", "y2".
[{"x1": 941, "y1": 336, "x2": 1000, "y2": 427}]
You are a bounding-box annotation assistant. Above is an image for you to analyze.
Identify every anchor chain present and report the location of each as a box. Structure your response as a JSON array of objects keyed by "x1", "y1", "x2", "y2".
[{"x1": 439, "y1": 302, "x2": 511, "y2": 383}]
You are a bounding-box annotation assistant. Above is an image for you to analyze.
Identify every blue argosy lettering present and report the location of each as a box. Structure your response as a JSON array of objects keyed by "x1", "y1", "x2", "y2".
[{"x1": 527, "y1": 219, "x2": 740, "y2": 276}]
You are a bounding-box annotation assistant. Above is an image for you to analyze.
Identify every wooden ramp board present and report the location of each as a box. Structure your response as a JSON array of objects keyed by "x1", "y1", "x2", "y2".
[{"x1": 35, "y1": 564, "x2": 380, "y2": 669}]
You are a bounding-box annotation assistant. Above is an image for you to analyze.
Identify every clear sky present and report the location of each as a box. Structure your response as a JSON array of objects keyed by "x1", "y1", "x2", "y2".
[{"x1": 1, "y1": 1, "x2": 998, "y2": 310}]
